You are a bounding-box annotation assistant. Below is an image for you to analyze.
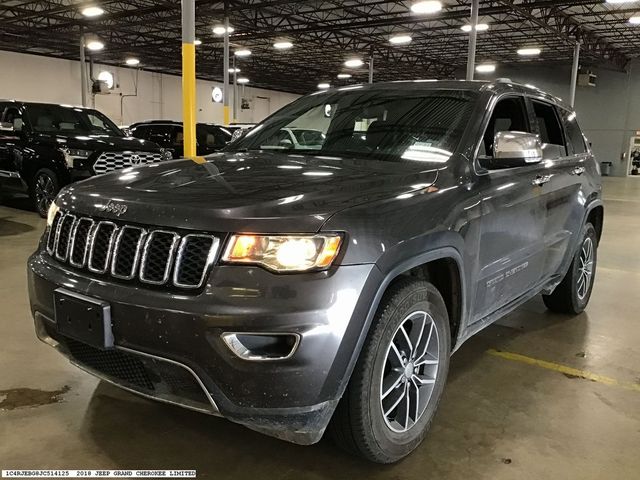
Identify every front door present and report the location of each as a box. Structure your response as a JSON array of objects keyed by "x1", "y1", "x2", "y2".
[{"x1": 471, "y1": 96, "x2": 548, "y2": 323}]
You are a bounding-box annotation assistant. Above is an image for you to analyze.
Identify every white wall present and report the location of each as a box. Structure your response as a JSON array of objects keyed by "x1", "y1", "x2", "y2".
[{"x1": 0, "y1": 50, "x2": 299, "y2": 126}]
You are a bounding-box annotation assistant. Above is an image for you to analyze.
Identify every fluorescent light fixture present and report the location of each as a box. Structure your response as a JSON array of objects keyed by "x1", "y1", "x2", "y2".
[
  {"x1": 461, "y1": 23, "x2": 489, "y2": 32},
  {"x1": 411, "y1": 1, "x2": 442, "y2": 14},
  {"x1": 86, "y1": 40, "x2": 104, "y2": 51},
  {"x1": 212, "y1": 25, "x2": 234, "y2": 35},
  {"x1": 229, "y1": 68, "x2": 241, "y2": 73},
  {"x1": 81, "y1": 6, "x2": 104, "y2": 17},
  {"x1": 237, "y1": 77, "x2": 249, "y2": 84},
  {"x1": 273, "y1": 41, "x2": 293, "y2": 49},
  {"x1": 517, "y1": 47, "x2": 541, "y2": 56},
  {"x1": 235, "y1": 49, "x2": 251, "y2": 57},
  {"x1": 194, "y1": 39, "x2": 202, "y2": 45},
  {"x1": 317, "y1": 83, "x2": 330, "y2": 89},
  {"x1": 97, "y1": 71, "x2": 114, "y2": 89},
  {"x1": 337, "y1": 73, "x2": 352, "y2": 79},
  {"x1": 389, "y1": 34, "x2": 412, "y2": 45},
  {"x1": 125, "y1": 58, "x2": 140, "y2": 66},
  {"x1": 606, "y1": 0, "x2": 636, "y2": 3},
  {"x1": 344, "y1": 58, "x2": 364, "y2": 68},
  {"x1": 630, "y1": 16, "x2": 640, "y2": 24},
  {"x1": 476, "y1": 64, "x2": 496, "y2": 73}
]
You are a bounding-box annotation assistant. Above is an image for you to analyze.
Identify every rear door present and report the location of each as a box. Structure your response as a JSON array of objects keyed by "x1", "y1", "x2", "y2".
[
  {"x1": 529, "y1": 99, "x2": 586, "y2": 279},
  {"x1": 472, "y1": 95, "x2": 549, "y2": 322},
  {"x1": 0, "y1": 104, "x2": 24, "y2": 183}
]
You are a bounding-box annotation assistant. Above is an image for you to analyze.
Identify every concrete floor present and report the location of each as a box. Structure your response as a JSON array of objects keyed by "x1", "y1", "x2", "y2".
[{"x1": 1, "y1": 177, "x2": 638, "y2": 479}]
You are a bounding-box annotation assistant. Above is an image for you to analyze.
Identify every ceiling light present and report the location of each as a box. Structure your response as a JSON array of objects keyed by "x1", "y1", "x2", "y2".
[
  {"x1": 317, "y1": 83, "x2": 330, "y2": 89},
  {"x1": 212, "y1": 25, "x2": 234, "y2": 35},
  {"x1": 125, "y1": 58, "x2": 140, "y2": 66},
  {"x1": 344, "y1": 58, "x2": 364, "y2": 68},
  {"x1": 461, "y1": 23, "x2": 489, "y2": 32},
  {"x1": 606, "y1": 0, "x2": 636, "y2": 3},
  {"x1": 337, "y1": 73, "x2": 352, "y2": 79},
  {"x1": 411, "y1": 1, "x2": 442, "y2": 14},
  {"x1": 229, "y1": 68, "x2": 241, "y2": 73},
  {"x1": 389, "y1": 34, "x2": 412, "y2": 45},
  {"x1": 630, "y1": 16, "x2": 640, "y2": 24},
  {"x1": 86, "y1": 40, "x2": 104, "y2": 51},
  {"x1": 273, "y1": 41, "x2": 293, "y2": 49},
  {"x1": 476, "y1": 64, "x2": 496, "y2": 73},
  {"x1": 235, "y1": 49, "x2": 251, "y2": 57},
  {"x1": 237, "y1": 77, "x2": 249, "y2": 84},
  {"x1": 194, "y1": 39, "x2": 202, "y2": 46},
  {"x1": 517, "y1": 47, "x2": 541, "y2": 56},
  {"x1": 81, "y1": 6, "x2": 104, "y2": 17}
]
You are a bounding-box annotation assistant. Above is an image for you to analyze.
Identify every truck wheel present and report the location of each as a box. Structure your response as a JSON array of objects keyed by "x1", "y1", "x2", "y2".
[
  {"x1": 543, "y1": 223, "x2": 597, "y2": 314},
  {"x1": 329, "y1": 279, "x2": 451, "y2": 463},
  {"x1": 29, "y1": 168, "x2": 60, "y2": 218}
]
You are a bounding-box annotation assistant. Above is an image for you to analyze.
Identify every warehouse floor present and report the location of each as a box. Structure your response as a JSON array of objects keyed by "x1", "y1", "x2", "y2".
[{"x1": 1, "y1": 177, "x2": 638, "y2": 479}]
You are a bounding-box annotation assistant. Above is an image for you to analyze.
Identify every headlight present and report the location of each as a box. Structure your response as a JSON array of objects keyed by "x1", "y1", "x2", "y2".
[
  {"x1": 222, "y1": 234, "x2": 342, "y2": 272},
  {"x1": 160, "y1": 148, "x2": 173, "y2": 161},
  {"x1": 47, "y1": 201, "x2": 60, "y2": 227},
  {"x1": 62, "y1": 148, "x2": 93, "y2": 168}
]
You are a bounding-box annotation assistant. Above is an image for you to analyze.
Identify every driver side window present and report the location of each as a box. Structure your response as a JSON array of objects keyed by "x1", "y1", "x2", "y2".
[{"x1": 481, "y1": 96, "x2": 530, "y2": 157}]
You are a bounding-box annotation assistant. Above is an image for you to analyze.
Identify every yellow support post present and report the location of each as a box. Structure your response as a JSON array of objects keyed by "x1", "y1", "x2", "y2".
[{"x1": 181, "y1": 0, "x2": 197, "y2": 160}]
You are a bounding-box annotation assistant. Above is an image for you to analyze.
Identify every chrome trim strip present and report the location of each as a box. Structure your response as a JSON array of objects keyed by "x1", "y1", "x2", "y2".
[
  {"x1": 110, "y1": 226, "x2": 147, "y2": 280},
  {"x1": 0, "y1": 169, "x2": 20, "y2": 178},
  {"x1": 69, "y1": 218, "x2": 95, "y2": 268},
  {"x1": 46, "y1": 213, "x2": 61, "y2": 256},
  {"x1": 87, "y1": 221, "x2": 118, "y2": 274},
  {"x1": 221, "y1": 332, "x2": 301, "y2": 362},
  {"x1": 55, "y1": 214, "x2": 77, "y2": 262},
  {"x1": 172, "y1": 235, "x2": 220, "y2": 289},
  {"x1": 139, "y1": 230, "x2": 180, "y2": 285}
]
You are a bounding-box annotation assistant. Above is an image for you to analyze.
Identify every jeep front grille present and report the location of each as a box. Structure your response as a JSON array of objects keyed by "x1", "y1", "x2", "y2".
[
  {"x1": 93, "y1": 151, "x2": 163, "y2": 175},
  {"x1": 47, "y1": 211, "x2": 219, "y2": 289}
]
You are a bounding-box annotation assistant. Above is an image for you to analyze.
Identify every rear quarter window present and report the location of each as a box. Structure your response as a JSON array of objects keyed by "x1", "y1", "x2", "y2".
[{"x1": 562, "y1": 111, "x2": 587, "y2": 155}]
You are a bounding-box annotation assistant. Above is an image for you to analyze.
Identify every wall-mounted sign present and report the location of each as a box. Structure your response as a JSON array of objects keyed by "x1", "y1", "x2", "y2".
[{"x1": 212, "y1": 86, "x2": 223, "y2": 103}]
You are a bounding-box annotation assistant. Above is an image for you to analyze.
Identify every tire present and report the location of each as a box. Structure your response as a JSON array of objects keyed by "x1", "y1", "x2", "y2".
[
  {"x1": 29, "y1": 168, "x2": 60, "y2": 218},
  {"x1": 543, "y1": 222, "x2": 597, "y2": 314},
  {"x1": 329, "y1": 278, "x2": 451, "y2": 463}
]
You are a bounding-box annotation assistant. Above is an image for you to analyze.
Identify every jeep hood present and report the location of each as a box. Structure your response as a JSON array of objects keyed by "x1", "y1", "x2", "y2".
[{"x1": 56, "y1": 151, "x2": 439, "y2": 232}]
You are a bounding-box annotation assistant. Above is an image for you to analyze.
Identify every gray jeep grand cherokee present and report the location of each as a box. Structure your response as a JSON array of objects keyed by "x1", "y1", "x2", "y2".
[{"x1": 27, "y1": 80, "x2": 603, "y2": 463}]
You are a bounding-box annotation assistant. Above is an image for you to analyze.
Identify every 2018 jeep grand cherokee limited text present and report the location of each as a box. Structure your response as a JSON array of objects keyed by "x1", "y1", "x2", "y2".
[
  {"x1": 0, "y1": 101, "x2": 171, "y2": 217},
  {"x1": 27, "y1": 80, "x2": 603, "y2": 463}
]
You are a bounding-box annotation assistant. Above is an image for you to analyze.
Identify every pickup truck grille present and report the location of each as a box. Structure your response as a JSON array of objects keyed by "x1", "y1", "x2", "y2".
[
  {"x1": 93, "y1": 151, "x2": 163, "y2": 175},
  {"x1": 47, "y1": 211, "x2": 220, "y2": 289}
]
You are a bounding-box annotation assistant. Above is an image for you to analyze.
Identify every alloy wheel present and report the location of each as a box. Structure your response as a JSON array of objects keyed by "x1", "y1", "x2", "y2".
[
  {"x1": 577, "y1": 236, "x2": 594, "y2": 300},
  {"x1": 35, "y1": 173, "x2": 56, "y2": 215},
  {"x1": 380, "y1": 310, "x2": 440, "y2": 433}
]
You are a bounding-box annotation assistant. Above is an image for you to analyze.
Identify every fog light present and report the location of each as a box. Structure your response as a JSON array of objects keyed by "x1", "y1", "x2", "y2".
[{"x1": 222, "y1": 333, "x2": 300, "y2": 361}]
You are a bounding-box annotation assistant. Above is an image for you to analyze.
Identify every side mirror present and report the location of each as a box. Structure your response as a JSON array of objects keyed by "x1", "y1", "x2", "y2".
[{"x1": 481, "y1": 131, "x2": 543, "y2": 169}]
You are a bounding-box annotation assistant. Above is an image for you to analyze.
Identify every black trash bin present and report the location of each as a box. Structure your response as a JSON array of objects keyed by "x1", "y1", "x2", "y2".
[{"x1": 600, "y1": 162, "x2": 612, "y2": 176}]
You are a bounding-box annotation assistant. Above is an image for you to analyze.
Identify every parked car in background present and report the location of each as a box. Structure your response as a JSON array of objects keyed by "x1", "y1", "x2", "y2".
[
  {"x1": 28, "y1": 80, "x2": 603, "y2": 463},
  {"x1": 0, "y1": 101, "x2": 170, "y2": 217},
  {"x1": 227, "y1": 123, "x2": 256, "y2": 143},
  {"x1": 262, "y1": 127, "x2": 326, "y2": 150},
  {"x1": 128, "y1": 120, "x2": 232, "y2": 158}
]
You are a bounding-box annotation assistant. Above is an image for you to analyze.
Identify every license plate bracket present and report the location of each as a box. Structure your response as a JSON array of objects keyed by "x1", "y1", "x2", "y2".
[{"x1": 54, "y1": 288, "x2": 113, "y2": 350}]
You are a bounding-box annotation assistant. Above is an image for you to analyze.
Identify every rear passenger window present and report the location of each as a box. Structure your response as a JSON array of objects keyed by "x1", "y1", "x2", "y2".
[
  {"x1": 532, "y1": 100, "x2": 567, "y2": 156},
  {"x1": 562, "y1": 111, "x2": 587, "y2": 155}
]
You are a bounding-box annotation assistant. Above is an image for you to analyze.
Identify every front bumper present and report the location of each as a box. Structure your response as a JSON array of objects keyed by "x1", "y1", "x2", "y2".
[{"x1": 28, "y1": 251, "x2": 381, "y2": 444}]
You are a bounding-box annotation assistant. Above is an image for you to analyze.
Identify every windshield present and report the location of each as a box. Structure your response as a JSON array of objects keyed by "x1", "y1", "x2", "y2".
[
  {"x1": 229, "y1": 88, "x2": 476, "y2": 163},
  {"x1": 26, "y1": 104, "x2": 123, "y2": 136}
]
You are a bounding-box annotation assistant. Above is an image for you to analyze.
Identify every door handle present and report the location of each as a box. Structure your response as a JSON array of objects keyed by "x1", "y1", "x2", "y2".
[
  {"x1": 532, "y1": 174, "x2": 552, "y2": 186},
  {"x1": 571, "y1": 166, "x2": 586, "y2": 176}
]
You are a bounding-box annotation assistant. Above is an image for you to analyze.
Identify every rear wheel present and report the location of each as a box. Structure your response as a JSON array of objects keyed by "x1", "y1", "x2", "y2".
[
  {"x1": 543, "y1": 223, "x2": 597, "y2": 314},
  {"x1": 29, "y1": 168, "x2": 60, "y2": 218},
  {"x1": 329, "y1": 279, "x2": 450, "y2": 463}
]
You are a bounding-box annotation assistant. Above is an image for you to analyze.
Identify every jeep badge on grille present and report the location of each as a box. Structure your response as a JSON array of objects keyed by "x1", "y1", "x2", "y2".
[{"x1": 100, "y1": 200, "x2": 128, "y2": 216}]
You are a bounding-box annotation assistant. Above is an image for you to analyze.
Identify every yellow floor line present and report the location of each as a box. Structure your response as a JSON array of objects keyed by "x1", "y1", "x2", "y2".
[{"x1": 486, "y1": 349, "x2": 640, "y2": 393}]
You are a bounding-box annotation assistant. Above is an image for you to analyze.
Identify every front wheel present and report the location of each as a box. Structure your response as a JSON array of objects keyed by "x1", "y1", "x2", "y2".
[
  {"x1": 329, "y1": 279, "x2": 451, "y2": 463},
  {"x1": 543, "y1": 223, "x2": 598, "y2": 314},
  {"x1": 29, "y1": 168, "x2": 60, "y2": 218}
]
